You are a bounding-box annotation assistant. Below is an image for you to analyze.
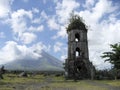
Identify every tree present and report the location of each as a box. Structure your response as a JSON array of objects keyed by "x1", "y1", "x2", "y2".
[{"x1": 101, "y1": 43, "x2": 120, "y2": 79}]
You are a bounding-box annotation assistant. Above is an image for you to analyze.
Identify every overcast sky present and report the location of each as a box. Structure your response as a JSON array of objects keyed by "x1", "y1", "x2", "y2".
[{"x1": 0, "y1": 0, "x2": 120, "y2": 70}]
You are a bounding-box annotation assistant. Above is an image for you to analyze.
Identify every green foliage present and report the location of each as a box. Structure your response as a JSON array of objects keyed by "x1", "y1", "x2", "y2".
[
  {"x1": 101, "y1": 43, "x2": 120, "y2": 70},
  {"x1": 95, "y1": 69, "x2": 115, "y2": 80},
  {"x1": 66, "y1": 13, "x2": 87, "y2": 32}
]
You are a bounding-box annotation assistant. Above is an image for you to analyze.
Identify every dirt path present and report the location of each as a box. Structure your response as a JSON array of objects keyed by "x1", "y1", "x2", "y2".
[{"x1": 85, "y1": 80, "x2": 120, "y2": 90}]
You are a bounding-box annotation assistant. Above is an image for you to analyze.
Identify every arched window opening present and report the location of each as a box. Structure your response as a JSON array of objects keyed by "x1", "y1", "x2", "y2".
[
  {"x1": 75, "y1": 33, "x2": 80, "y2": 42},
  {"x1": 76, "y1": 51, "x2": 79, "y2": 57},
  {"x1": 75, "y1": 38, "x2": 79, "y2": 42},
  {"x1": 75, "y1": 48, "x2": 80, "y2": 57}
]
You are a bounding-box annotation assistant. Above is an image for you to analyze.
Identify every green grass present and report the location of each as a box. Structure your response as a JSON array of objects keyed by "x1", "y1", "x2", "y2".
[
  {"x1": 0, "y1": 74, "x2": 44, "y2": 84},
  {"x1": 95, "y1": 80, "x2": 120, "y2": 87},
  {"x1": 0, "y1": 73, "x2": 120, "y2": 90},
  {"x1": 0, "y1": 74, "x2": 45, "y2": 90},
  {"x1": 45, "y1": 76, "x2": 108, "y2": 90}
]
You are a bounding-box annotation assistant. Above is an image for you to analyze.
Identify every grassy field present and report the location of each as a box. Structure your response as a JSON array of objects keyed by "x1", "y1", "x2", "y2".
[{"x1": 0, "y1": 73, "x2": 120, "y2": 90}]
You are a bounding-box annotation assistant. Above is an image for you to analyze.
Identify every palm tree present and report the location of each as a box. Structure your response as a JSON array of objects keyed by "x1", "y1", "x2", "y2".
[{"x1": 101, "y1": 43, "x2": 120, "y2": 79}]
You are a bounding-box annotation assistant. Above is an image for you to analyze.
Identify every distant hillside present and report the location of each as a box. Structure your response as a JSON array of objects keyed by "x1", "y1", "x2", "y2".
[{"x1": 3, "y1": 51, "x2": 64, "y2": 71}]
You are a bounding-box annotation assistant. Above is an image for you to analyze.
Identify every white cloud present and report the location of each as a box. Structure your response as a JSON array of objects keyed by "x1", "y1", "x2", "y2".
[
  {"x1": 51, "y1": 0, "x2": 80, "y2": 39},
  {"x1": 52, "y1": 26, "x2": 67, "y2": 39},
  {"x1": 92, "y1": 0, "x2": 117, "y2": 20},
  {"x1": 47, "y1": 17, "x2": 59, "y2": 30},
  {"x1": 0, "y1": 32, "x2": 5, "y2": 38},
  {"x1": 79, "y1": 0, "x2": 118, "y2": 26},
  {"x1": 56, "y1": 0, "x2": 80, "y2": 24},
  {"x1": 11, "y1": 9, "x2": 33, "y2": 19},
  {"x1": 11, "y1": 9, "x2": 31, "y2": 42},
  {"x1": 32, "y1": 8, "x2": 39, "y2": 13},
  {"x1": 61, "y1": 55, "x2": 67, "y2": 62},
  {"x1": 11, "y1": 9, "x2": 33, "y2": 34},
  {"x1": 0, "y1": 41, "x2": 20, "y2": 64},
  {"x1": 21, "y1": 32, "x2": 37, "y2": 44},
  {"x1": 31, "y1": 42, "x2": 50, "y2": 53},
  {"x1": 36, "y1": 25, "x2": 44, "y2": 31},
  {"x1": 53, "y1": 41, "x2": 67, "y2": 61},
  {"x1": 29, "y1": 25, "x2": 44, "y2": 32},
  {"x1": 54, "y1": 42, "x2": 63, "y2": 53},
  {"x1": 32, "y1": 18, "x2": 41, "y2": 24},
  {"x1": 83, "y1": 0, "x2": 95, "y2": 9},
  {"x1": 10, "y1": 9, "x2": 44, "y2": 44},
  {"x1": 0, "y1": 41, "x2": 47, "y2": 64},
  {"x1": 41, "y1": 10, "x2": 48, "y2": 20},
  {"x1": 32, "y1": 10, "x2": 48, "y2": 24},
  {"x1": 0, "y1": 0, "x2": 13, "y2": 18}
]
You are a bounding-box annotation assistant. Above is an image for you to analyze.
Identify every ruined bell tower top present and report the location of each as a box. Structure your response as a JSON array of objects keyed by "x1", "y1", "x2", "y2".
[{"x1": 66, "y1": 14, "x2": 87, "y2": 33}]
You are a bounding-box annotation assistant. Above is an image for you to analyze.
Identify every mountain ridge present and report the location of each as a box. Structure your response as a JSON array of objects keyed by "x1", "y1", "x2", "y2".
[{"x1": 2, "y1": 51, "x2": 64, "y2": 71}]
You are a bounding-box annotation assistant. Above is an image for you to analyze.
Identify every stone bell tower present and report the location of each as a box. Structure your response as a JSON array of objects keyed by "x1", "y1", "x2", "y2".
[{"x1": 65, "y1": 15, "x2": 94, "y2": 80}]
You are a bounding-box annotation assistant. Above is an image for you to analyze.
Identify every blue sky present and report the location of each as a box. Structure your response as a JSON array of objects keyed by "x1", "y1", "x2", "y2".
[{"x1": 0, "y1": 0, "x2": 120, "y2": 69}]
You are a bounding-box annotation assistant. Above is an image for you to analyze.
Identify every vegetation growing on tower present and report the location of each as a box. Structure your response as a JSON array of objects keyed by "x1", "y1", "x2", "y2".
[{"x1": 66, "y1": 13, "x2": 87, "y2": 33}]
